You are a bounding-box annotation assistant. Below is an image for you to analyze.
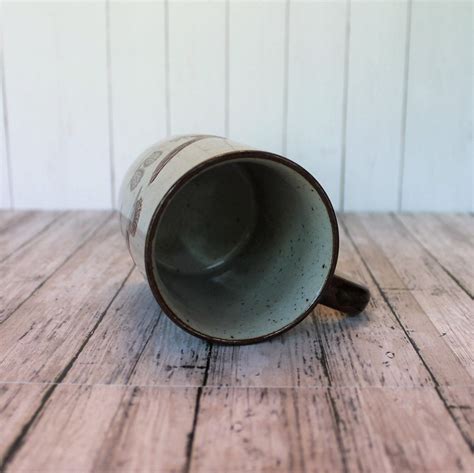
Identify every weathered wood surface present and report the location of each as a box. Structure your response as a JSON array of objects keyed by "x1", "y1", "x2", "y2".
[
  {"x1": 0, "y1": 211, "x2": 110, "y2": 323},
  {"x1": 5, "y1": 384, "x2": 197, "y2": 473},
  {"x1": 0, "y1": 212, "x2": 472, "y2": 472},
  {"x1": 192, "y1": 387, "x2": 472, "y2": 473},
  {"x1": 0, "y1": 210, "x2": 62, "y2": 262},
  {"x1": 343, "y1": 214, "x2": 473, "y2": 378},
  {"x1": 397, "y1": 213, "x2": 474, "y2": 297}
]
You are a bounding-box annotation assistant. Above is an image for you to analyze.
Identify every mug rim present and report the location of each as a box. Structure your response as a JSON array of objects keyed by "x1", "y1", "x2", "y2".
[{"x1": 144, "y1": 149, "x2": 340, "y2": 345}]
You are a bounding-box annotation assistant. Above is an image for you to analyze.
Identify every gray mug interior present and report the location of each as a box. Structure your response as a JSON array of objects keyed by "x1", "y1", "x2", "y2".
[{"x1": 149, "y1": 155, "x2": 336, "y2": 343}]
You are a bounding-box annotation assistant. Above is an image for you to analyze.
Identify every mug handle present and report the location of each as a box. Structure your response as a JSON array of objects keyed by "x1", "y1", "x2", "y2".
[{"x1": 319, "y1": 274, "x2": 370, "y2": 315}]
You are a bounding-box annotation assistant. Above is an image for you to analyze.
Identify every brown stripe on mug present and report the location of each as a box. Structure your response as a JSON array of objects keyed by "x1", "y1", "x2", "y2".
[{"x1": 148, "y1": 135, "x2": 216, "y2": 185}]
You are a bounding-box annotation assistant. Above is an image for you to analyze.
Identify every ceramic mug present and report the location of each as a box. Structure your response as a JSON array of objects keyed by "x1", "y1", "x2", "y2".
[{"x1": 119, "y1": 135, "x2": 370, "y2": 344}]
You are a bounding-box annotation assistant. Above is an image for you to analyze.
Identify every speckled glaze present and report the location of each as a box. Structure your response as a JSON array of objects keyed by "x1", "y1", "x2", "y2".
[{"x1": 119, "y1": 135, "x2": 369, "y2": 344}]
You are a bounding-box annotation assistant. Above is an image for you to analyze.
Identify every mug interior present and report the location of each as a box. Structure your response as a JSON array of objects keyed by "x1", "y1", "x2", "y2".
[{"x1": 148, "y1": 154, "x2": 336, "y2": 342}]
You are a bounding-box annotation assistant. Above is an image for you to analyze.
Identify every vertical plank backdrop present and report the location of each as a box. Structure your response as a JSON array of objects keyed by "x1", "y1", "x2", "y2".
[
  {"x1": 344, "y1": 0, "x2": 408, "y2": 211},
  {"x1": 108, "y1": 1, "x2": 167, "y2": 205},
  {"x1": 402, "y1": 0, "x2": 472, "y2": 211},
  {"x1": 0, "y1": 42, "x2": 10, "y2": 208},
  {"x1": 286, "y1": 0, "x2": 347, "y2": 209},
  {"x1": 0, "y1": 0, "x2": 472, "y2": 211},
  {"x1": 168, "y1": 1, "x2": 226, "y2": 135},
  {"x1": 2, "y1": 2, "x2": 111, "y2": 209},
  {"x1": 228, "y1": 0, "x2": 286, "y2": 155}
]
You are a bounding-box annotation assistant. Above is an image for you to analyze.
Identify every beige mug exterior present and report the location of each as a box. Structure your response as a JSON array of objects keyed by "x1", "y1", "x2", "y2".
[
  {"x1": 119, "y1": 135, "x2": 253, "y2": 279},
  {"x1": 119, "y1": 135, "x2": 369, "y2": 344}
]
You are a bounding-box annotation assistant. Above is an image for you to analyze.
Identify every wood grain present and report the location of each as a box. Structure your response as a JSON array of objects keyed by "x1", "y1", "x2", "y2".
[
  {"x1": 0, "y1": 219, "x2": 134, "y2": 463},
  {"x1": 0, "y1": 383, "x2": 48, "y2": 464},
  {"x1": 343, "y1": 213, "x2": 473, "y2": 377},
  {"x1": 397, "y1": 213, "x2": 474, "y2": 297},
  {"x1": 0, "y1": 211, "x2": 109, "y2": 323},
  {"x1": 0, "y1": 212, "x2": 472, "y2": 472},
  {"x1": 63, "y1": 268, "x2": 209, "y2": 387},
  {"x1": 343, "y1": 213, "x2": 473, "y2": 446},
  {"x1": 334, "y1": 387, "x2": 473, "y2": 472},
  {"x1": 5, "y1": 385, "x2": 197, "y2": 473},
  {"x1": 0, "y1": 210, "x2": 61, "y2": 261},
  {"x1": 438, "y1": 385, "x2": 474, "y2": 447},
  {"x1": 191, "y1": 387, "x2": 472, "y2": 473},
  {"x1": 191, "y1": 387, "x2": 342, "y2": 473},
  {"x1": 0, "y1": 217, "x2": 132, "y2": 384}
]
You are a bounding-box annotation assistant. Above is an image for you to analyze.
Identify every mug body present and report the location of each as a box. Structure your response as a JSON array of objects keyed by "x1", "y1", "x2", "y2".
[{"x1": 119, "y1": 135, "x2": 339, "y2": 344}]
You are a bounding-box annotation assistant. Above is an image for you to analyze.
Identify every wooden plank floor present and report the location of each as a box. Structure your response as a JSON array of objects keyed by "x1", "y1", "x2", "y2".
[{"x1": 0, "y1": 211, "x2": 472, "y2": 472}]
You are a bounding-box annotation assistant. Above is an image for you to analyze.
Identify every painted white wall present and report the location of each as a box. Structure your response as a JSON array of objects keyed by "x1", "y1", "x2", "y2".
[{"x1": 0, "y1": 0, "x2": 472, "y2": 211}]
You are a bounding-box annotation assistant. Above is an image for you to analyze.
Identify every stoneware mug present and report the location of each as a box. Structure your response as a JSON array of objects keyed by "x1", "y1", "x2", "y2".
[{"x1": 119, "y1": 135, "x2": 370, "y2": 344}]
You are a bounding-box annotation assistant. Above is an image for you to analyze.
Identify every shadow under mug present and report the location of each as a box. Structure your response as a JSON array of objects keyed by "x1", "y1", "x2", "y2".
[{"x1": 119, "y1": 135, "x2": 370, "y2": 344}]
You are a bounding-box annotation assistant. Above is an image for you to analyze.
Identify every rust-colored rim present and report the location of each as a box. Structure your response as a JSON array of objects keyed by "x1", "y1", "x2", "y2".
[{"x1": 144, "y1": 149, "x2": 340, "y2": 345}]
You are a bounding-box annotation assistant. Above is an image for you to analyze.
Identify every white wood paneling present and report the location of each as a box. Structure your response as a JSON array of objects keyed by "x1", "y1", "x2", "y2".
[
  {"x1": 3, "y1": 2, "x2": 110, "y2": 209},
  {"x1": 168, "y1": 0, "x2": 226, "y2": 136},
  {"x1": 109, "y1": 1, "x2": 167, "y2": 205},
  {"x1": 344, "y1": 0, "x2": 408, "y2": 211},
  {"x1": 0, "y1": 1, "x2": 472, "y2": 211},
  {"x1": 0, "y1": 3, "x2": 10, "y2": 209},
  {"x1": 228, "y1": 0, "x2": 286, "y2": 154},
  {"x1": 402, "y1": 0, "x2": 472, "y2": 211},
  {"x1": 0, "y1": 56, "x2": 10, "y2": 208},
  {"x1": 286, "y1": 0, "x2": 347, "y2": 209}
]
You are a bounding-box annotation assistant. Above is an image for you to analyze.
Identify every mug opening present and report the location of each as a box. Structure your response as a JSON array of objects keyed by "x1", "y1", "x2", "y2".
[{"x1": 146, "y1": 152, "x2": 337, "y2": 343}]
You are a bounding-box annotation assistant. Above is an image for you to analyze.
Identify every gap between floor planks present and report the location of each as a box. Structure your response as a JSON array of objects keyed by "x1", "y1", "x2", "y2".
[
  {"x1": 0, "y1": 210, "x2": 63, "y2": 262},
  {"x1": 340, "y1": 214, "x2": 473, "y2": 452},
  {"x1": 0, "y1": 384, "x2": 471, "y2": 472},
  {"x1": 0, "y1": 210, "x2": 114, "y2": 323},
  {"x1": 395, "y1": 213, "x2": 474, "y2": 298},
  {"x1": 0, "y1": 212, "x2": 472, "y2": 466}
]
